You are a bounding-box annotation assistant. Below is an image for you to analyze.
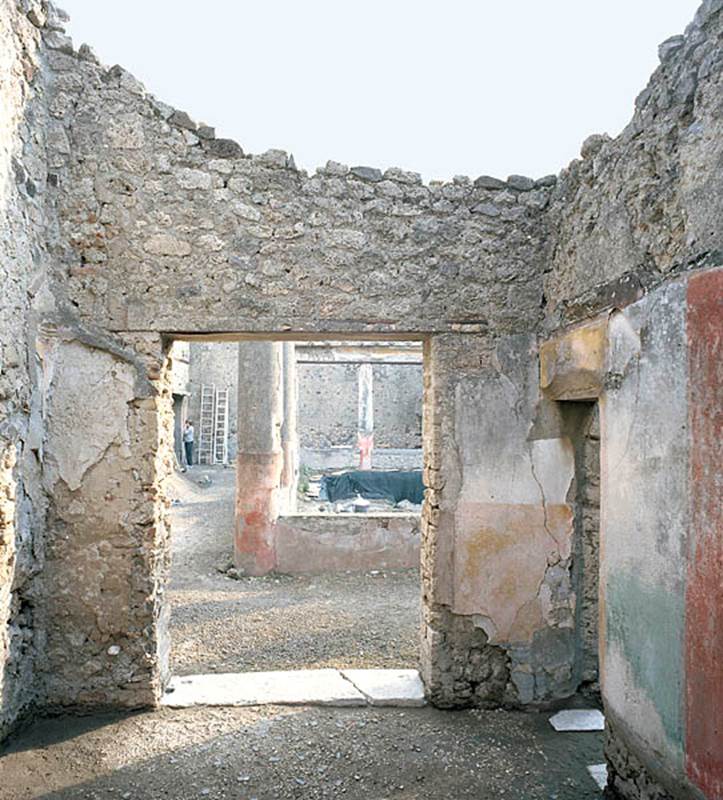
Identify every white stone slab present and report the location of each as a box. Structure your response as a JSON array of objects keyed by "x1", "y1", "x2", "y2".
[
  {"x1": 549, "y1": 709, "x2": 605, "y2": 731},
  {"x1": 162, "y1": 669, "x2": 366, "y2": 708},
  {"x1": 587, "y1": 763, "x2": 608, "y2": 790},
  {"x1": 341, "y1": 669, "x2": 426, "y2": 707}
]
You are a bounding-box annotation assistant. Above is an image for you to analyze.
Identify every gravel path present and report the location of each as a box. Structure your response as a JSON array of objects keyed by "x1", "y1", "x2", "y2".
[
  {"x1": 1, "y1": 705, "x2": 605, "y2": 800},
  {"x1": 167, "y1": 468, "x2": 420, "y2": 675}
]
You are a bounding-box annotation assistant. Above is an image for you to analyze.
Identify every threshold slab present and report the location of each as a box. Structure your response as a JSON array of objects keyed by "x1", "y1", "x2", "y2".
[
  {"x1": 163, "y1": 669, "x2": 366, "y2": 708},
  {"x1": 341, "y1": 669, "x2": 426, "y2": 707}
]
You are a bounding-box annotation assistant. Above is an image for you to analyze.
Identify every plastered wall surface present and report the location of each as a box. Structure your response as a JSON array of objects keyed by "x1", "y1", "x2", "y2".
[
  {"x1": 599, "y1": 272, "x2": 723, "y2": 800},
  {"x1": 684, "y1": 269, "x2": 722, "y2": 800},
  {"x1": 602, "y1": 283, "x2": 689, "y2": 783},
  {"x1": 0, "y1": 4, "x2": 721, "y2": 799}
]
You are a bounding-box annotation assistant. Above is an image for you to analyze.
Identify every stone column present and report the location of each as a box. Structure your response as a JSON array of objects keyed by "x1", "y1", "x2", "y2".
[
  {"x1": 279, "y1": 342, "x2": 299, "y2": 514},
  {"x1": 235, "y1": 341, "x2": 283, "y2": 575},
  {"x1": 358, "y1": 363, "x2": 374, "y2": 470}
]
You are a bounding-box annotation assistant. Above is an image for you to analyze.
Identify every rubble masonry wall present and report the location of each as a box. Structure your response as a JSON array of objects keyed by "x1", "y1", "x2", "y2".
[{"x1": 0, "y1": 0, "x2": 53, "y2": 739}]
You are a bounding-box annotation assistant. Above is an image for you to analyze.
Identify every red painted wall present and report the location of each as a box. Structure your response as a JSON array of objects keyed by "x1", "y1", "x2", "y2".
[{"x1": 685, "y1": 268, "x2": 723, "y2": 799}]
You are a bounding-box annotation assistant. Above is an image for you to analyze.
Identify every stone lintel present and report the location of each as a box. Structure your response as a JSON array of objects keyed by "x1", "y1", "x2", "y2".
[{"x1": 540, "y1": 316, "x2": 608, "y2": 401}]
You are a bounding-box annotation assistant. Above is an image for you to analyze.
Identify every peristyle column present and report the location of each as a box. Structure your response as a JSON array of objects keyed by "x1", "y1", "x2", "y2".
[
  {"x1": 279, "y1": 342, "x2": 299, "y2": 513},
  {"x1": 235, "y1": 341, "x2": 283, "y2": 575},
  {"x1": 357, "y1": 362, "x2": 374, "y2": 470}
]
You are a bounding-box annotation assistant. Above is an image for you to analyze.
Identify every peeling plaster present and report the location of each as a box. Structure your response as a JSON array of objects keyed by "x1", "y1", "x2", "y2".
[{"x1": 43, "y1": 341, "x2": 135, "y2": 491}]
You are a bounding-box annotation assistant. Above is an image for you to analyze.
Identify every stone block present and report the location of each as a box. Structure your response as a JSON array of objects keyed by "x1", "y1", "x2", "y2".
[
  {"x1": 539, "y1": 317, "x2": 608, "y2": 400},
  {"x1": 350, "y1": 166, "x2": 383, "y2": 182},
  {"x1": 341, "y1": 669, "x2": 426, "y2": 706},
  {"x1": 549, "y1": 709, "x2": 605, "y2": 731},
  {"x1": 506, "y1": 174, "x2": 535, "y2": 191},
  {"x1": 474, "y1": 175, "x2": 506, "y2": 190},
  {"x1": 162, "y1": 670, "x2": 367, "y2": 707}
]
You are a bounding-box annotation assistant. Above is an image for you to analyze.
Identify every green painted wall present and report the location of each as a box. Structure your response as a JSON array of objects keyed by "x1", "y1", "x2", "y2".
[{"x1": 606, "y1": 569, "x2": 685, "y2": 748}]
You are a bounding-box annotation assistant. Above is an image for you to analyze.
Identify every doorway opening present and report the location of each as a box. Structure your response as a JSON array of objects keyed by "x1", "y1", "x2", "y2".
[
  {"x1": 164, "y1": 336, "x2": 426, "y2": 682},
  {"x1": 559, "y1": 400, "x2": 601, "y2": 700}
]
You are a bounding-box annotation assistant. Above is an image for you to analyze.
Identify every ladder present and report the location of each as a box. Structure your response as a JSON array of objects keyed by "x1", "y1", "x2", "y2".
[
  {"x1": 213, "y1": 388, "x2": 229, "y2": 465},
  {"x1": 198, "y1": 384, "x2": 216, "y2": 465}
]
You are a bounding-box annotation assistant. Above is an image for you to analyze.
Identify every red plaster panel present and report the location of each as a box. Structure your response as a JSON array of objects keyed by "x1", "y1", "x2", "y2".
[
  {"x1": 234, "y1": 452, "x2": 283, "y2": 576},
  {"x1": 685, "y1": 269, "x2": 723, "y2": 799}
]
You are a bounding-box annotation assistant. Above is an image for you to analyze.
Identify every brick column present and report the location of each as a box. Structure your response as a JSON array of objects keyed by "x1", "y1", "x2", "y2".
[{"x1": 234, "y1": 342, "x2": 283, "y2": 575}]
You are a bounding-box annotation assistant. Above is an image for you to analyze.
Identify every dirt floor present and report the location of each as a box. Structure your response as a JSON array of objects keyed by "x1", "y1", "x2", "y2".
[
  {"x1": 1, "y1": 704, "x2": 605, "y2": 800},
  {"x1": 167, "y1": 467, "x2": 420, "y2": 674}
]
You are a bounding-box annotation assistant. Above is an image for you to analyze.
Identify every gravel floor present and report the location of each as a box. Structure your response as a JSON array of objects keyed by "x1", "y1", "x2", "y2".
[
  {"x1": 167, "y1": 467, "x2": 420, "y2": 675},
  {"x1": 1, "y1": 704, "x2": 605, "y2": 800}
]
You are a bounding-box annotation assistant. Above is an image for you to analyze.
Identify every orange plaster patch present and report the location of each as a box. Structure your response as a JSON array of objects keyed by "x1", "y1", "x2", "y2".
[{"x1": 453, "y1": 501, "x2": 574, "y2": 643}]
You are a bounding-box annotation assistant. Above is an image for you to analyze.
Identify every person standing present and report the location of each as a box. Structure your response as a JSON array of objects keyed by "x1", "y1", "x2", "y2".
[{"x1": 183, "y1": 420, "x2": 194, "y2": 467}]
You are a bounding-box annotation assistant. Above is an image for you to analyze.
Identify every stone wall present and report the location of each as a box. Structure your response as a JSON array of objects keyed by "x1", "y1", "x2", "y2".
[
  {"x1": 34, "y1": 34, "x2": 555, "y2": 714},
  {"x1": 573, "y1": 404, "x2": 600, "y2": 695},
  {"x1": 0, "y1": 0, "x2": 54, "y2": 739},
  {"x1": 541, "y1": 4, "x2": 723, "y2": 796},
  {"x1": 297, "y1": 362, "x2": 357, "y2": 449},
  {"x1": 372, "y1": 363, "x2": 423, "y2": 449},
  {"x1": 559, "y1": 401, "x2": 600, "y2": 696},
  {"x1": 271, "y1": 514, "x2": 420, "y2": 575},
  {"x1": 297, "y1": 360, "x2": 423, "y2": 451},
  {"x1": 539, "y1": 270, "x2": 722, "y2": 800},
  {"x1": 38, "y1": 332, "x2": 172, "y2": 712},
  {"x1": 420, "y1": 332, "x2": 582, "y2": 707},
  {"x1": 544, "y1": 0, "x2": 723, "y2": 333}
]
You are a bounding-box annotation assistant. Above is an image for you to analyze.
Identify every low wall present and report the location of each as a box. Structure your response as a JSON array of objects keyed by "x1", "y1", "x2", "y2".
[{"x1": 267, "y1": 514, "x2": 420, "y2": 574}]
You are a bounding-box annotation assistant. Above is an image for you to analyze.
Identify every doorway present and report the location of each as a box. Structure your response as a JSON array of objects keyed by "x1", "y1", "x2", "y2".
[{"x1": 164, "y1": 336, "x2": 426, "y2": 680}]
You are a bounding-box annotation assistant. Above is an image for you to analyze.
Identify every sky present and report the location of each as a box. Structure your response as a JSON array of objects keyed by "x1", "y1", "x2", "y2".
[{"x1": 60, "y1": 0, "x2": 700, "y2": 182}]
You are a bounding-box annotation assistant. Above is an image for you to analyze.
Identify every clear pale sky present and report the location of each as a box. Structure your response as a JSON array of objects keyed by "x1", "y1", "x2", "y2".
[{"x1": 61, "y1": 0, "x2": 700, "y2": 181}]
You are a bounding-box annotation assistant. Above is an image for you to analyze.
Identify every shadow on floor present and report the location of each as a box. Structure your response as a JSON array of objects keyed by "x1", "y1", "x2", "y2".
[{"x1": 1, "y1": 704, "x2": 605, "y2": 800}]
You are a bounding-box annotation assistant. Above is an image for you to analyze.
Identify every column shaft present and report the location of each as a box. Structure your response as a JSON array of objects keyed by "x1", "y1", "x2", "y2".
[{"x1": 234, "y1": 341, "x2": 283, "y2": 575}]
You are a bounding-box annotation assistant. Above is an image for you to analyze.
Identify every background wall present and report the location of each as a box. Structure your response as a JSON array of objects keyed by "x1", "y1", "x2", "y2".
[
  {"x1": 297, "y1": 362, "x2": 357, "y2": 448},
  {"x1": 182, "y1": 344, "x2": 423, "y2": 463},
  {"x1": 372, "y1": 363, "x2": 423, "y2": 449},
  {"x1": 296, "y1": 361, "x2": 423, "y2": 451},
  {"x1": 187, "y1": 342, "x2": 238, "y2": 461}
]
